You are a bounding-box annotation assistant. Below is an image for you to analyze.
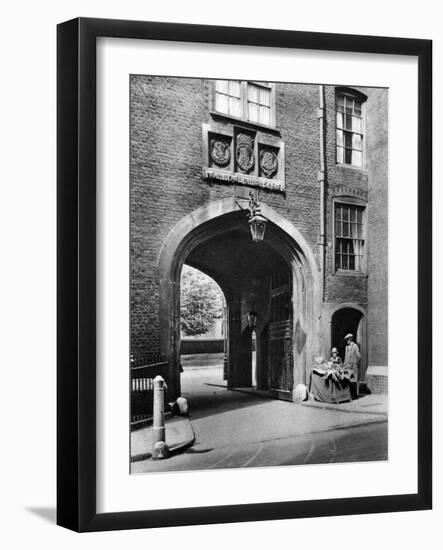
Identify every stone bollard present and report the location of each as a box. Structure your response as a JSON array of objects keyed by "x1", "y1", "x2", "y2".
[
  {"x1": 294, "y1": 383, "x2": 308, "y2": 402},
  {"x1": 152, "y1": 375, "x2": 170, "y2": 459}
]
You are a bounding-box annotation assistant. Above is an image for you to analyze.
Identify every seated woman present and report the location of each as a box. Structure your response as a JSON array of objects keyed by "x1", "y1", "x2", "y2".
[
  {"x1": 329, "y1": 347, "x2": 342, "y2": 366},
  {"x1": 309, "y1": 347, "x2": 351, "y2": 403}
]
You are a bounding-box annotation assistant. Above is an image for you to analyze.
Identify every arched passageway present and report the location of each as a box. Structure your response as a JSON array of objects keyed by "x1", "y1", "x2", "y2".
[{"x1": 157, "y1": 198, "x2": 321, "y2": 400}]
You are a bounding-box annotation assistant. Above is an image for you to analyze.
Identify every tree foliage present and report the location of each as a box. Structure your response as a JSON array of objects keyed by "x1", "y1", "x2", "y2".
[{"x1": 180, "y1": 265, "x2": 224, "y2": 336}]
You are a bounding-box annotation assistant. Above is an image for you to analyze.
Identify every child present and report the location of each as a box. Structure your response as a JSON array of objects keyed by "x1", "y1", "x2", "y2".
[{"x1": 330, "y1": 347, "x2": 342, "y2": 366}]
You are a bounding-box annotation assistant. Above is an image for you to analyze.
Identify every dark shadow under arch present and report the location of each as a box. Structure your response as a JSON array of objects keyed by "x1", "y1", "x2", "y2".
[{"x1": 331, "y1": 306, "x2": 367, "y2": 381}]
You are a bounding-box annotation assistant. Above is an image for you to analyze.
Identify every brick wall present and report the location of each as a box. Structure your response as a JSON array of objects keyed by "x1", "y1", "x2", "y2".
[
  {"x1": 323, "y1": 85, "x2": 368, "y2": 306},
  {"x1": 366, "y1": 89, "x2": 389, "y2": 368},
  {"x1": 366, "y1": 374, "x2": 388, "y2": 394},
  {"x1": 130, "y1": 76, "x2": 387, "y2": 373},
  {"x1": 130, "y1": 76, "x2": 233, "y2": 356},
  {"x1": 130, "y1": 77, "x2": 324, "y2": 357}
]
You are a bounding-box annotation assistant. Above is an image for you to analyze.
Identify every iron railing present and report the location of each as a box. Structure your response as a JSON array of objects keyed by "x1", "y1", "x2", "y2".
[{"x1": 130, "y1": 354, "x2": 168, "y2": 427}]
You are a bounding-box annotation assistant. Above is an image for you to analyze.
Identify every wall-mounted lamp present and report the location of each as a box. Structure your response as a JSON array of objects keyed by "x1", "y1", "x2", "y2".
[{"x1": 247, "y1": 311, "x2": 258, "y2": 329}]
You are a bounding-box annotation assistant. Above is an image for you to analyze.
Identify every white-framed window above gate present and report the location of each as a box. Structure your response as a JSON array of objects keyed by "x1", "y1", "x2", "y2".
[
  {"x1": 335, "y1": 88, "x2": 367, "y2": 168},
  {"x1": 214, "y1": 80, "x2": 275, "y2": 126},
  {"x1": 333, "y1": 198, "x2": 367, "y2": 273}
]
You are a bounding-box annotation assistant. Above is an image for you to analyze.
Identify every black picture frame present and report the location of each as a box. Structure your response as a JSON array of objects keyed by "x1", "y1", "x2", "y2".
[{"x1": 57, "y1": 17, "x2": 432, "y2": 532}]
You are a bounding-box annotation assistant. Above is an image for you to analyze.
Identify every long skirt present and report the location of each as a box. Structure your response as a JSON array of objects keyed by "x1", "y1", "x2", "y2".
[{"x1": 309, "y1": 371, "x2": 352, "y2": 404}]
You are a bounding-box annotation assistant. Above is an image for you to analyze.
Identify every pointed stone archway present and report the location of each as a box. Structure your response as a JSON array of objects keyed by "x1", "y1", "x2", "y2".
[{"x1": 157, "y1": 197, "x2": 321, "y2": 400}]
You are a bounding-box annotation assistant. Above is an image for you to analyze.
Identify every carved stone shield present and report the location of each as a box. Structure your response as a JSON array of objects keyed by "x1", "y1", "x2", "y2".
[
  {"x1": 236, "y1": 133, "x2": 255, "y2": 173},
  {"x1": 210, "y1": 138, "x2": 231, "y2": 167},
  {"x1": 260, "y1": 149, "x2": 278, "y2": 178}
]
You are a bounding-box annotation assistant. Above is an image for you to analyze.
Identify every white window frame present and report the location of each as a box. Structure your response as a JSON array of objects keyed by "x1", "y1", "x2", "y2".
[
  {"x1": 335, "y1": 88, "x2": 367, "y2": 169},
  {"x1": 214, "y1": 79, "x2": 242, "y2": 118},
  {"x1": 333, "y1": 197, "x2": 367, "y2": 275},
  {"x1": 213, "y1": 80, "x2": 276, "y2": 127}
]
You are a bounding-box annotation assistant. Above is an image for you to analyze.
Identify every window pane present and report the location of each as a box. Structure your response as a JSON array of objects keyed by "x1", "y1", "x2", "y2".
[
  {"x1": 259, "y1": 87, "x2": 271, "y2": 106},
  {"x1": 354, "y1": 101, "x2": 362, "y2": 116},
  {"x1": 259, "y1": 106, "x2": 270, "y2": 125},
  {"x1": 229, "y1": 97, "x2": 241, "y2": 117},
  {"x1": 215, "y1": 93, "x2": 228, "y2": 113},
  {"x1": 344, "y1": 132, "x2": 353, "y2": 148},
  {"x1": 342, "y1": 253, "x2": 349, "y2": 270},
  {"x1": 337, "y1": 95, "x2": 345, "y2": 112},
  {"x1": 335, "y1": 205, "x2": 342, "y2": 221},
  {"x1": 337, "y1": 146, "x2": 344, "y2": 164},
  {"x1": 248, "y1": 102, "x2": 258, "y2": 122},
  {"x1": 216, "y1": 80, "x2": 228, "y2": 93},
  {"x1": 229, "y1": 80, "x2": 241, "y2": 97},
  {"x1": 352, "y1": 150, "x2": 362, "y2": 166},
  {"x1": 350, "y1": 222, "x2": 358, "y2": 238},
  {"x1": 345, "y1": 148, "x2": 353, "y2": 164},
  {"x1": 336, "y1": 112, "x2": 344, "y2": 129},
  {"x1": 336, "y1": 129, "x2": 343, "y2": 147},
  {"x1": 248, "y1": 84, "x2": 258, "y2": 102},
  {"x1": 345, "y1": 114, "x2": 353, "y2": 130},
  {"x1": 335, "y1": 253, "x2": 341, "y2": 269},
  {"x1": 357, "y1": 208, "x2": 363, "y2": 223},
  {"x1": 349, "y1": 254, "x2": 355, "y2": 270},
  {"x1": 352, "y1": 116, "x2": 362, "y2": 133},
  {"x1": 345, "y1": 98, "x2": 353, "y2": 115},
  {"x1": 352, "y1": 133, "x2": 363, "y2": 150},
  {"x1": 344, "y1": 209, "x2": 350, "y2": 233},
  {"x1": 335, "y1": 220, "x2": 342, "y2": 235}
]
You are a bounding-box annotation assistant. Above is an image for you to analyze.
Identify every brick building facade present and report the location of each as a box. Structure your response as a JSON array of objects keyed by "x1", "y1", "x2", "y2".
[{"x1": 130, "y1": 75, "x2": 388, "y2": 399}]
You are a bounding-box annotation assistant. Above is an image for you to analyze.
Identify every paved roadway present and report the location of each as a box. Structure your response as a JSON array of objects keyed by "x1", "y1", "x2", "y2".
[
  {"x1": 132, "y1": 366, "x2": 387, "y2": 474},
  {"x1": 132, "y1": 421, "x2": 387, "y2": 473}
]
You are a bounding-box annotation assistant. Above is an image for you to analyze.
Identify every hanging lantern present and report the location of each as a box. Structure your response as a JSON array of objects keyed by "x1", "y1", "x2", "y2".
[
  {"x1": 235, "y1": 189, "x2": 268, "y2": 243},
  {"x1": 247, "y1": 191, "x2": 267, "y2": 242},
  {"x1": 249, "y1": 212, "x2": 267, "y2": 242}
]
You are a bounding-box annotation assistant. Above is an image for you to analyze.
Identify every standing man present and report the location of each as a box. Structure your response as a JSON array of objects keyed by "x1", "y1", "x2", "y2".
[{"x1": 344, "y1": 333, "x2": 361, "y2": 395}]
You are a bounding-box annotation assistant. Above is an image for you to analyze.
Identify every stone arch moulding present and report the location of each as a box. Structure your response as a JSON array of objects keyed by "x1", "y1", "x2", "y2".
[
  {"x1": 157, "y1": 197, "x2": 322, "y2": 398},
  {"x1": 329, "y1": 302, "x2": 367, "y2": 319}
]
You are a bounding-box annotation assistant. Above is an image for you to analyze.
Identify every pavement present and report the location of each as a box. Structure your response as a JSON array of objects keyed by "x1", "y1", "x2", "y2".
[
  {"x1": 301, "y1": 391, "x2": 387, "y2": 415},
  {"x1": 131, "y1": 416, "x2": 195, "y2": 462},
  {"x1": 131, "y1": 365, "x2": 387, "y2": 469}
]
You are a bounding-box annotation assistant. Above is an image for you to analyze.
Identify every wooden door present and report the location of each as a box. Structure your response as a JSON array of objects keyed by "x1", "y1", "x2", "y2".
[{"x1": 268, "y1": 271, "x2": 293, "y2": 401}]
